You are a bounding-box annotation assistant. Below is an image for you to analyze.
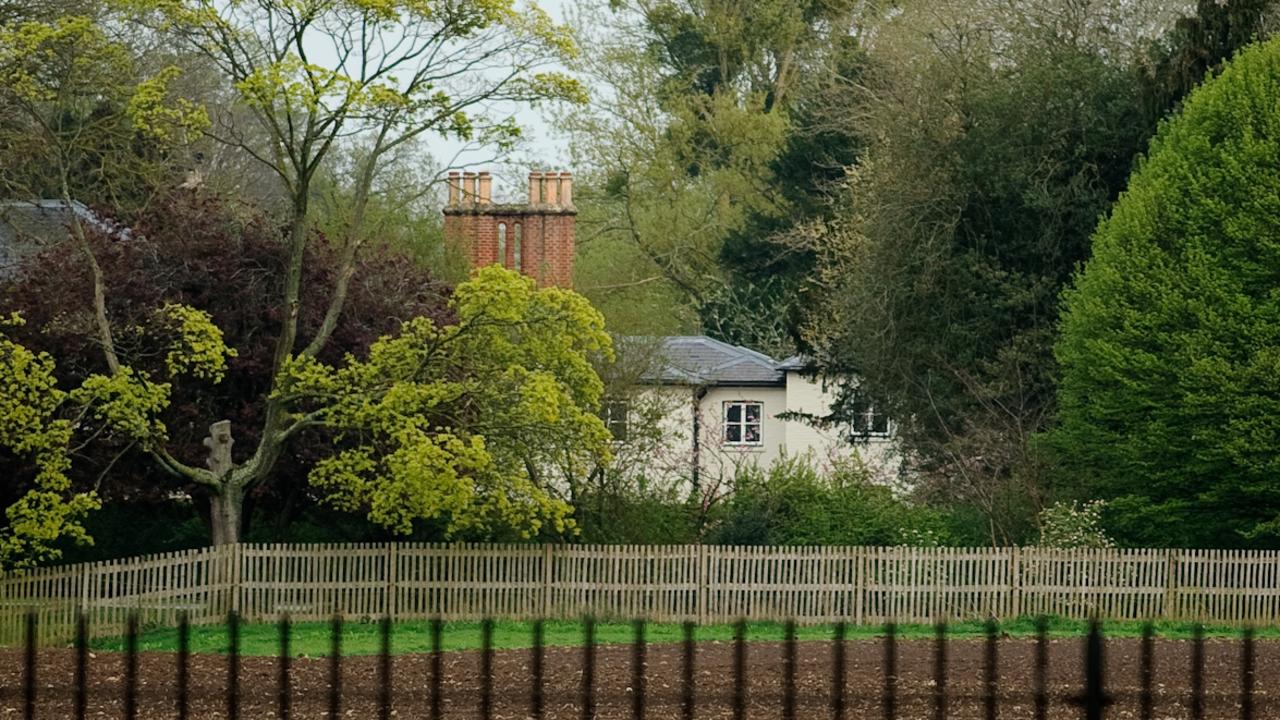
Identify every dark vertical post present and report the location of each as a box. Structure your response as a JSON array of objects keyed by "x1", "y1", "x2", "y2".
[
  {"x1": 783, "y1": 620, "x2": 797, "y2": 720},
  {"x1": 733, "y1": 619, "x2": 748, "y2": 720},
  {"x1": 682, "y1": 621, "x2": 695, "y2": 720},
  {"x1": 582, "y1": 616, "x2": 597, "y2": 720},
  {"x1": 934, "y1": 622, "x2": 948, "y2": 720},
  {"x1": 531, "y1": 619, "x2": 545, "y2": 720},
  {"x1": 1191, "y1": 624, "x2": 1205, "y2": 720},
  {"x1": 984, "y1": 619, "x2": 998, "y2": 720},
  {"x1": 329, "y1": 614, "x2": 342, "y2": 720},
  {"x1": 832, "y1": 622, "x2": 847, "y2": 720},
  {"x1": 124, "y1": 612, "x2": 139, "y2": 720},
  {"x1": 1140, "y1": 622, "x2": 1154, "y2": 720},
  {"x1": 278, "y1": 614, "x2": 291, "y2": 720},
  {"x1": 479, "y1": 618, "x2": 493, "y2": 720},
  {"x1": 632, "y1": 619, "x2": 646, "y2": 720},
  {"x1": 23, "y1": 610, "x2": 35, "y2": 720},
  {"x1": 379, "y1": 615, "x2": 393, "y2": 720},
  {"x1": 1242, "y1": 626, "x2": 1255, "y2": 720},
  {"x1": 430, "y1": 617, "x2": 443, "y2": 720},
  {"x1": 227, "y1": 610, "x2": 240, "y2": 720},
  {"x1": 1034, "y1": 616, "x2": 1048, "y2": 720},
  {"x1": 177, "y1": 612, "x2": 190, "y2": 720},
  {"x1": 1082, "y1": 620, "x2": 1107, "y2": 720},
  {"x1": 74, "y1": 612, "x2": 88, "y2": 720},
  {"x1": 883, "y1": 622, "x2": 897, "y2": 720}
]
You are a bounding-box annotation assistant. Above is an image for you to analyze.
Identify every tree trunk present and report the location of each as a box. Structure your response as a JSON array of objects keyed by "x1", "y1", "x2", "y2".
[{"x1": 210, "y1": 484, "x2": 244, "y2": 546}]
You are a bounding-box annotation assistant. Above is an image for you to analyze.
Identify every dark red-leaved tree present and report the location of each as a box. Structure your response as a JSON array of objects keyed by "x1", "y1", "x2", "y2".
[{"x1": 0, "y1": 191, "x2": 453, "y2": 540}]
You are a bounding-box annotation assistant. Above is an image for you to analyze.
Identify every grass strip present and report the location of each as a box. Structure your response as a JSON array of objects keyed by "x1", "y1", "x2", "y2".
[{"x1": 88, "y1": 617, "x2": 1280, "y2": 657}]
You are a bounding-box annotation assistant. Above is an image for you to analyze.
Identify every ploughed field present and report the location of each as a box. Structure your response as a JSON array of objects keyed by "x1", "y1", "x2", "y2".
[{"x1": 0, "y1": 637, "x2": 1272, "y2": 719}]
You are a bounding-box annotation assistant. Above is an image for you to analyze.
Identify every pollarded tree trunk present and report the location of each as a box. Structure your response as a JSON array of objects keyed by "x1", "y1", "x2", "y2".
[
  {"x1": 209, "y1": 484, "x2": 244, "y2": 545},
  {"x1": 203, "y1": 420, "x2": 243, "y2": 545}
]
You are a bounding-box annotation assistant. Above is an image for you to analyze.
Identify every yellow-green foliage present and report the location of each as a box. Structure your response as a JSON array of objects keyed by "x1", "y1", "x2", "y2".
[
  {"x1": 155, "y1": 303, "x2": 238, "y2": 382},
  {"x1": 127, "y1": 66, "x2": 210, "y2": 142},
  {"x1": 129, "y1": 0, "x2": 585, "y2": 150},
  {"x1": 0, "y1": 302, "x2": 236, "y2": 569},
  {"x1": 281, "y1": 267, "x2": 613, "y2": 538},
  {"x1": 0, "y1": 315, "x2": 100, "y2": 570}
]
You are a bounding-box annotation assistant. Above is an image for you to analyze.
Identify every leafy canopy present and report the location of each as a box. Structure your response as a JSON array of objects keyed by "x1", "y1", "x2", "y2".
[
  {"x1": 0, "y1": 304, "x2": 233, "y2": 569},
  {"x1": 1052, "y1": 38, "x2": 1280, "y2": 547},
  {"x1": 281, "y1": 266, "x2": 613, "y2": 538}
]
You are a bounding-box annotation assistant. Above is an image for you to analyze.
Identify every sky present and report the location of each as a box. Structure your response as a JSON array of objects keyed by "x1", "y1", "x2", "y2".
[{"x1": 431, "y1": 0, "x2": 577, "y2": 187}]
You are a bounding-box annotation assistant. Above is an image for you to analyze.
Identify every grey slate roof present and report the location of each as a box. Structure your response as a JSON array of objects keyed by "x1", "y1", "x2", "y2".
[
  {"x1": 0, "y1": 200, "x2": 124, "y2": 278},
  {"x1": 639, "y1": 335, "x2": 789, "y2": 386}
]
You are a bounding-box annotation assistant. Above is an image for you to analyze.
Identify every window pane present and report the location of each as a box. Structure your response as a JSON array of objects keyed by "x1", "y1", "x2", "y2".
[
  {"x1": 744, "y1": 424, "x2": 760, "y2": 443},
  {"x1": 745, "y1": 403, "x2": 760, "y2": 422},
  {"x1": 872, "y1": 412, "x2": 889, "y2": 435},
  {"x1": 726, "y1": 403, "x2": 741, "y2": 422},
  {"x1": 725, "y1": 424, "x2": 741, "y2": 443}
]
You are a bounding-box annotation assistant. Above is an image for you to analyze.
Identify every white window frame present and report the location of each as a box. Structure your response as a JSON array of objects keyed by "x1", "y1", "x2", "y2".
[
  {"x1": 848, "y1": 394, "x2": 891, "y2": 439},
  {"x1": 603, "y1": 398, "x2": 629, "y2": 443},
  {"x1": 723, "y1": 400, "x2": 764, "y2": 446}
]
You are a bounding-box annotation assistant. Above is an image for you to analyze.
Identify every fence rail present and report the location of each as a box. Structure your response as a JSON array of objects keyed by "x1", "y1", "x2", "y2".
[{"x1": 3, "y1": 543, "x2": 1280, "y2": 645}]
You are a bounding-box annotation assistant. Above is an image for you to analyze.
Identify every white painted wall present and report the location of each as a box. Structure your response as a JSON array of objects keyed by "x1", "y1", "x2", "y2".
[
  {"x1": 781, "y1": 372, "x2": 902, "y2": 484},
  {"x1": 620, "y1": 374, "x2": 904, "y2": 491}
]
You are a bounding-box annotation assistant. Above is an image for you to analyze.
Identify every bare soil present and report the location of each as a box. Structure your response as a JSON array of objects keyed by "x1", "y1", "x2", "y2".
[{"x1": 0, "y1": 637, "x2": 1273, "y2": 718}]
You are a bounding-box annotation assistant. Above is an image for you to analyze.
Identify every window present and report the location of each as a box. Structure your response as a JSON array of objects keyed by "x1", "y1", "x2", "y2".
[
  {"x1": 497, "y1": 223, "x2": 508, "y2": 266},
  {"x1": 602, "y1": 398, "x2": 629, "y2": 442},
  {"x1": 512, "y1": 223, "x2": 522, "y2": 271},
  {"x1": 723, "y1": 401, "x2": 763, "y2": 445},
  {"x1": 848, "y1": 393, "x2": 891, "y2": 438}
]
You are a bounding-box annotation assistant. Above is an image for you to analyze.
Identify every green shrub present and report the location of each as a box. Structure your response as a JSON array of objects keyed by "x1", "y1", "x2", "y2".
[
  {"x1": 1035, "y1": 500, "x2": 1115, "y2": 549},
  {"x1": 709, "y1": 455, "x2": 947, "y2": 546},
  {"x1": 1052, "y1": 38, "x2": 1280, "y2": 547}
]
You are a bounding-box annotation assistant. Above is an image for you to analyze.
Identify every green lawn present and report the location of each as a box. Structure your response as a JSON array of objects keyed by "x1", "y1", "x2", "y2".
[{"x1": 89, "y1": 617, "x2": 1280, "y2": 657}]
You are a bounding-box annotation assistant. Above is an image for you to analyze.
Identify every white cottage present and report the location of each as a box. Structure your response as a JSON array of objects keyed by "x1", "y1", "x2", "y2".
[{"x1": 603, "y1": 336, "x2": 903, "y2": 491}]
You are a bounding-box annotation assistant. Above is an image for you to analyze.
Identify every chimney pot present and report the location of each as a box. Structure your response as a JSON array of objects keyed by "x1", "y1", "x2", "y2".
[
  {"x1": 477, "y1": 171, "x2": 492, "y2": 204},
  {"x1": 559, "y1": 171, "x2": 573, "y2": 207},
  {"x1": 462, "y1": 171, "x2": 478, "y2": 203},
  {"x1": 545, "y1": 171, "x2": 560, "y2": 205},
  {"x1": 528, "y1": 172, "x2": 542, "y2": 204},
  {"x1": 446, "y1": 171, "x2": 461, "y2": 205}
]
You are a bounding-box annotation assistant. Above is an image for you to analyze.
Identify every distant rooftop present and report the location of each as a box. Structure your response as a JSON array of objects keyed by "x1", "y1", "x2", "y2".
[
  {"x1": 0, "y1": 200, "x2": 127, "y2": 278},
  {"x1": 634, "y1": 335, "x2": 807, "y2": 386}
]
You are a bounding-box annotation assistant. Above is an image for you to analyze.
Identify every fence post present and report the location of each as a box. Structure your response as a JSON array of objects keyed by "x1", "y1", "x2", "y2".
[
  {"x1": 387, "y1": 543, "x2": 399, "y2": 620},
  {"x1": 1163, "y1": 549, "x2": 1179, "y2": 621},
  {"x1": 855, "y1": 548, "x2": 865, "y2": 626},
  {"x1": 542, "y1": 544, "x2": 554, "y2": 618},
  {"x1": 1011, "y1": 545, "x2": 1022, "y2": 619},
  {"x1": 79, "y1": 562, "x2": 91, "y2": 619},
  {"x1": 696, "y1": 544, "x2": 708, "y2": 625},
  {"x1": 231, "y1": 543, "x2": 243, "y2": 618}
]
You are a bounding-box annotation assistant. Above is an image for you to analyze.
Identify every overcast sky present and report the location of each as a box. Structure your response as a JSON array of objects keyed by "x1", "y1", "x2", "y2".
[{"x1": 430, "y1": 0, "x2": 576, "y2": 183}]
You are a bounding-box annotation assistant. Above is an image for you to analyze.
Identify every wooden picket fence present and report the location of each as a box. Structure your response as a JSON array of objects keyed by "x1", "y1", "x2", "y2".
[{"x1": 3, "y1": 543, "x2": 1280, "y2": 646}]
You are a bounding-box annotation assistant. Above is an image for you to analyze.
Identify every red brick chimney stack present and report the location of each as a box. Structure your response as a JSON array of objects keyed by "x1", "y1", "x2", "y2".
[{"x1": 443, "y1": 169, "x2": 576, "y2": 287}]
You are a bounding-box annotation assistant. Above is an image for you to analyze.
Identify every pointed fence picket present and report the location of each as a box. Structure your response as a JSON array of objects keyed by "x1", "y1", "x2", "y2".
[{"x1": 4, "y1": 543, "x2": 1280, "y2": 645}]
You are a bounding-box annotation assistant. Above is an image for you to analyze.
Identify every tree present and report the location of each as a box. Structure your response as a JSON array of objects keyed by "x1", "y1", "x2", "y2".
[
  {"x1": 21, "y1": 0, "x2": 583, "y2": 543},
  {"x1": 2, "y1": 191, "x2": 453, "y2": 538},
  {"x1": 282, "y1": 266, "x2": 613, "y2": 537},
  {"x1": 564, "y1": 0, "x2": 866, "y2": 352},
  {"x1": 0, "y1": 7, "x2": 203, "y2": 215},
  {"x1": 0, "y1": 315, "x2": 100, "y2": 569},
  {"x1": 1139, "y1": 0, "x2": 1278, "y2": 121},
  {"x1": 798, "y1": 0, "x2": 1277, "y2": 544},
  {"x1": 1051, "y1": 39, "x2": 1280, "y2": 548}
]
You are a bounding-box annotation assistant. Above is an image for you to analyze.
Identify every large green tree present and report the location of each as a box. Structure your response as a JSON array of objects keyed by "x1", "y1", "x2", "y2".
[
  {"x1": 1052, "y1": 39, "x2": 1280, "y2": 548},
  {"x1": 802, "y1": 0, "x2": 1276, "y2": 544}
]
